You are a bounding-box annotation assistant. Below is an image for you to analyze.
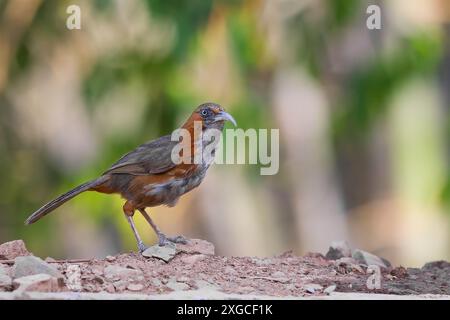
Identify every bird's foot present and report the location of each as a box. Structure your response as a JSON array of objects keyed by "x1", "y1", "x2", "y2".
[
  {"x1": 137, "y1": 241, "x2": 148, "y2": 253},
  {"x1": 158, "y1": 233, "x2": 188, "y2": 246},
  {"x1": 167, "y1": 235, "x2": 188, "y2": 244}
]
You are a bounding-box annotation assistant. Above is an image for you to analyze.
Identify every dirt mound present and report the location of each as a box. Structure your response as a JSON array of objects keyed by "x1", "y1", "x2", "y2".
[{"x1": 1, "y1": 239, "x2": 449, "y2": 298}]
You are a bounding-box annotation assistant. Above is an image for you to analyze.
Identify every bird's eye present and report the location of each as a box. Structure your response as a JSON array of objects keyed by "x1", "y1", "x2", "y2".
[{"x1": 201, "y1": 109, "x2": 209, "y2": 117}]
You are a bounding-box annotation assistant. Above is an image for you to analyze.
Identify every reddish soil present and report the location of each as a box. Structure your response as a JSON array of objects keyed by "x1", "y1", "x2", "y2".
[{"x1": 1, "y1": 239, "x2": 449, "y2": 297}]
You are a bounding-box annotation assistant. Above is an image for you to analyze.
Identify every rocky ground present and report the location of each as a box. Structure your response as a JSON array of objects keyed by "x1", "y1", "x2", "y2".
[{"x1": 0, "y1": 239, "x2": 449, "y2": 299}]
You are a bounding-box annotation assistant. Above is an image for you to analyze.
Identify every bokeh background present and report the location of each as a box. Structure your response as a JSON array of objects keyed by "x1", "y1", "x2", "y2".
[{"x1": 0, "y1": 0, "x2": 449, "y2": 267}]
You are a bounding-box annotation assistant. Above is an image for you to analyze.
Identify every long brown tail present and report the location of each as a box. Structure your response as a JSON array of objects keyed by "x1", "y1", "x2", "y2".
[{"x1": 25, "y1": 177, "x2": 106, "y2": 225}]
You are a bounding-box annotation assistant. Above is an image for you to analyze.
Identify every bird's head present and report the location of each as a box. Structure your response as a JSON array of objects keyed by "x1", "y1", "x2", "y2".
[{"x1": 183, "y1": 102, "x2": 237, "y2": 131}]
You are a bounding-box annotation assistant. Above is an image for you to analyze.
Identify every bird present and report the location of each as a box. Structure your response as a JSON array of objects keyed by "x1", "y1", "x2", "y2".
[{"x1": 25, "y1": 102, "x2": 236, "y2": 252}]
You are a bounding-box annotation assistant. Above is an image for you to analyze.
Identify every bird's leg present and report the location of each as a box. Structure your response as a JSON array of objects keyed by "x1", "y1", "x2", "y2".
[
  {"x1": 123, "y1": 202, "x2": 148, "y2": 253},
  {"x1": 138, "y1": 208, "x2": 188, "y2": 246},
  {"x1": 125, "y1": 216, "x2": 148, "y2": 253}
]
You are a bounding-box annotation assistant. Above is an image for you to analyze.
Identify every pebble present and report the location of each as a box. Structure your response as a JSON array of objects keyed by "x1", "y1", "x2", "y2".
[
  {"x1": 352, "y1": 249, "x2": 391, "y2": 269},
  {"x1": 195, "y1": 279, "x2": 218, "y2": 290},
  {"x1": 177, "y1": 276, "x2": 190, "y2": 283},
  {"x1": 112, "y1": 280, "x2": 128, "y2": 291},
  {"x1": 285, "y1": 283, "x2": 296, "y2": 291},
  {"x1": 93, "y1": 276, "x2": 104, "y2": 284},
  {"x1": 104, "y1": 265, "x2": 143, "y2": 282},
  {"x1": 0, "y1": 274, "x2": 12, "y2": 289},
  {"x1": 166, "y1": 278, "x2": 189, "y2": 291},
  {"x1": 325, "y1": 240, "x2": 352, "y2": 260},
  {"x1": 13, "y1": 273, "x2": 63, "y2": 292},
  {"x1": 335, "y1": 257, "x2": 364, "y2": 273},
  {"x1": 105, "y1": 283, "x2": 115, "y2": 293},
  {"x1": 91, "y1": 266, "x2": 104, "y2": 276},
  {"x1": 176, "y1": 239, "x2": 215, "y2": 256},
  {"x1": 12, "y1": 256, "x2": 62, "y2": 279},
  {"x1": 0, "y1": 264, "x2": 9, "y2": 276},
  {"x1": 106, "y1": 256, "x2": 116, "y2": 262},
  {"x1": 324, "y1": 285, "x2": 337, "y2": 294},
  {"x1": 65, "y1": 264, "x2": 82, "y2": 291},
  {"x1": 304, "y1": 283, "x2": 322, "y2": 294},
  {"x1": 151, "y1": 278, "x2": 163, "y2": 287},
  {"x1": 335, "y1": 257, "x2": 358, "y2": 265},
  {"x1": 0, "y1": 240, "x2": 30, "y2": 260},
  {"x1": 235, "y1": 286, "x2": 256, "y2": 294},
  {"x1": 127, "y1": 283, "x2": 144, "y2": 292},
  {"x1": 142, "y1": 243, "x2": 177, "y2": 262}
]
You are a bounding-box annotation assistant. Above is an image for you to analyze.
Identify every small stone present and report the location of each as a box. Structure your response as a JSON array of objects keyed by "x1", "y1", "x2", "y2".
[
  {"x1": 106, "y1": 255, "x2": 116, "y2": 262},
  {"x1": 235, "y1": 286, "x2": 256, "y2": 294},
  {"x1": 12, "y1": 274, "x2": 63, "y2": 292},
  {"x1": 166, "y1": 278, "x2": 189, "y2": 291},
  {"x1": 104, "y1": 265, "x2": 143, "y2": 282},
  {"x1": 385, "y1": 274, "x2": 396, "y2": 280},
  {"x1": 45, "y1": 257, "x2": 56, "y2": 263},
  {"x1": 83, "y1": 283, "x2": 98, "y2": 292},
  {"x1": 195, "y1": 279, "x2": 218, "y2": 290},
  {"x1": 324, "y1": 285, "x2": 337, "y2": 294},
  {"x1": 12, "y1": 256, "x2": 62, "y2": 279},
  {"x1": 0, "y1": 274, "x2": 12, "y2": 289},
  {"x1": 328, "y1": 270, "x2": 337, "y2": 276},
  {"x1": 112, "y1": 280, "x2": 128, "y2": 291},
  {"x1": 133, "y1": 274, "x2": 145, "y2": 282},
  {"x1": 177, "y1": 276, "x2": 190, "y2": 283},
  {"x1": 0, "y1": 264, "x2": 9, "y2": 276},
  {"x1": 335, "y1": 257, "x2": 358, "y2": 265},
  {"x1": 286, "y1": 283, "x2": 296, "y2": 291},
  {"x1": 105, "y1": 283, "x2": 115, "y2": 293},
  {"x1": 142, "y1": 243, "x2": 177, "y2": 262},
  {"x1": 325, "y1": 240, "x2": 352, "y2": 260},
  {"x1": 304, "y1": 283, "x2": 322, "y2": 294},
  {"x1": 151, "y1": 278, "x2": 162, "y2": 287},
  {"x1": 93, "y1": 276, "x2": 104, "y2": 284},
  {"x1": 0, "y1": 240, "x2": 30, "y2": 260},
  {"x1": 65, "y1": 264, "x2": 82, "y2": 291},
  {"x1": 352, "y1": 249, "x2": 391, "y2": 269},
  {"x1": 176, "y1": 239, "x2": 215, "y2": 256},
  {"x1": 91, "y1": 266, "x2": 104, "y2": 276},
  {"x1": 127, "y1": 283, "x2": 144, "y2": 292},
  {"x1": 335, "y1": 257, "x2": 364, "y2": 273}
]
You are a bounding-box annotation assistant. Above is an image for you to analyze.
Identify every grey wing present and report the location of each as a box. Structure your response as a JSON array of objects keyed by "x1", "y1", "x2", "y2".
[{"x1": 103, "y1": 135, "x2": 178, "y2": 176}]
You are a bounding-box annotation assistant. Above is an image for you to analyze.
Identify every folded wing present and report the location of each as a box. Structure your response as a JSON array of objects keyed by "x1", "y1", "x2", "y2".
[{"x1": 103, "y1": 135, "x2": 179, "y2": 176}]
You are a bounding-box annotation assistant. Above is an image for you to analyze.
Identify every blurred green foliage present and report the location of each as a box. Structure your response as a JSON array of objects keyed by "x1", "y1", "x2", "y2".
[
  {"x1": 334, "y1": 32, "x2": 443, "y2": 141},
  {"x1": 0, "y1": 0, "x2": 448, "y2": 258}
]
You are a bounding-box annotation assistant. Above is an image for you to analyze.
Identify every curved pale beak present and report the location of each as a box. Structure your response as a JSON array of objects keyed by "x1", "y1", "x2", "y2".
[{"x1": 215, "y1": 111, "x2": 237, "y2": 126}]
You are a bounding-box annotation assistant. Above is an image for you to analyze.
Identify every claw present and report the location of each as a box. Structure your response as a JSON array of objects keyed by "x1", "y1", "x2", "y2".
[
  {"x1": 138, "y1": 241, "x2": 148, "y2": 253},
  {"x1": 167, "y1": 235, "x2": 188, "y2": 244},
  {"x1": 158, "y1": 234, "x2": 168, "y2": 246},
  {"x1": 158, "y1": 233, "x2": 188, "y2": 246}
]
